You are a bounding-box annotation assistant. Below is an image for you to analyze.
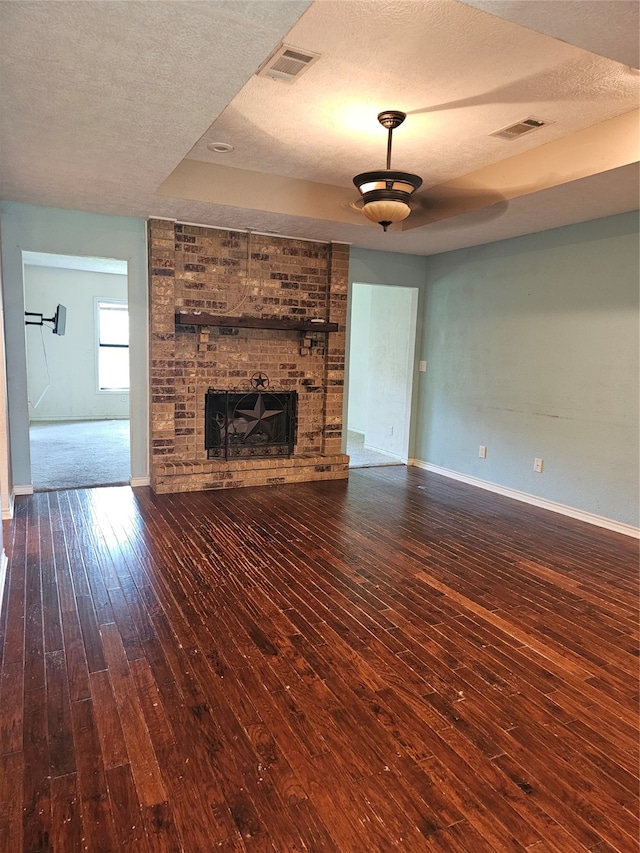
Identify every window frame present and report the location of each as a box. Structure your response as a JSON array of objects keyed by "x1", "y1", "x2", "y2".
[{"x1": 95, "y1": 297, "x2": 130, "y2": 394}]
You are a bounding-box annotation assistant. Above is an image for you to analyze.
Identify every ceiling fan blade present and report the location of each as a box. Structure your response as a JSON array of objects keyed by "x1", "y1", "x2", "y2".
[{"x1": 401, "y1": 188, "x2": 508, "y2": 229}]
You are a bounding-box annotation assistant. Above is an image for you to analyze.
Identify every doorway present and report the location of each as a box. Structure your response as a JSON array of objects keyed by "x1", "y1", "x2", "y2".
[
  {"x1": 347, "y1": 283, "x2": 418, "y2": 468},
  {"x1": 23, "y1": 252, "x2": 131, "y2": 490}
]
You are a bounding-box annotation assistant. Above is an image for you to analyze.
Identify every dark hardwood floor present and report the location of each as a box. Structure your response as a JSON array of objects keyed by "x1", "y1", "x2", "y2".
[{"x1": 0, "y1": 465, "x2": 638, "y2": 852}]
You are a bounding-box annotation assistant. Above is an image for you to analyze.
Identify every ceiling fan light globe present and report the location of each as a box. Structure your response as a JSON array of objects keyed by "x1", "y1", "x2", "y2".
[{"x1": 361, "y1": 199, "x2": 411, "y2": 227}]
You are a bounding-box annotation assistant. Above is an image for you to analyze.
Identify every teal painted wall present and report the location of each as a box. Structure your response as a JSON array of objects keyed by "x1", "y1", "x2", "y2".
[
  {"x1": 349, "y1": 248, "x2": 429, "y2": 290},
  {"x1": 415, "y1": 212, "x2": 639, "y2": 527},
  {"x1": 0, "y1": 202, "x2": 148, "y2": 485},
  {"x1": 1, "y1": 205, "x2": 637, "y2": 527}
]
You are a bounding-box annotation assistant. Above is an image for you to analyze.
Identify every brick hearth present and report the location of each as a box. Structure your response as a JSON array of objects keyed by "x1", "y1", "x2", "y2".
[{"x1": 148, "y1": 219, "x2": 349, "y2": 493}]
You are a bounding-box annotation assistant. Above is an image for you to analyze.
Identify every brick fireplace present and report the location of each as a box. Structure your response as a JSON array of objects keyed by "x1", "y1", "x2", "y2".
[{"x1": 148, "y1": 219, "x2": 349, "y2": 493}]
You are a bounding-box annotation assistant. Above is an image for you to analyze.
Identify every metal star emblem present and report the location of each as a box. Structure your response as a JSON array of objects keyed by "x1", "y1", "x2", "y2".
[
  {"x1": 236, "y1": 395, "x2": 283, "y2": 440},
  {"x1": 251, "y1": 372, "x2": 269, "y2": 389}
]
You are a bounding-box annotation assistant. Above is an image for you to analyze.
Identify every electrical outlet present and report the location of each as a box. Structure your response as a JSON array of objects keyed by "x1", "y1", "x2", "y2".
[
  {"x1": 121, "y1": 394, "x2": 129, "y2": 402},
  {"x1": 388, "y1": 425, "x2": 394, "y2": 436},
  {"x1": 479, "y1": 445, "x2": 487, "y2": 459},
  {"x1": 534, "y1": 457, "x2": 543, "y2": 473},
  {"x1": 419, "y1": 360, "x2": 427, "y2": 372}
]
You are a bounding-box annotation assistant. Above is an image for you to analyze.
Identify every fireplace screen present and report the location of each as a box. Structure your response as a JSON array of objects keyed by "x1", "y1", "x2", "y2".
[{"x1": 205, "y1": 389, "x2": 297, "y2": 459}]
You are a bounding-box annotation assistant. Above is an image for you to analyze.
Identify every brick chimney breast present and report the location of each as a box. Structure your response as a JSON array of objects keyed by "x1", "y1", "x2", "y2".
[{"x1": 148, "y1": 220, "x2": 349, "y2": 493}]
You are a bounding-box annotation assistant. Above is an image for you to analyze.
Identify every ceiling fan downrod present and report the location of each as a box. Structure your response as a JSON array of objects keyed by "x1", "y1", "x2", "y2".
[{"x1": 377, "y1": 110, "x2": 407, "y2": 171}]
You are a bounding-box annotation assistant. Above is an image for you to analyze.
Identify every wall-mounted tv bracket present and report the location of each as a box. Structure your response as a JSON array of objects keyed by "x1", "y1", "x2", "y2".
[
  {"x1": 25, "y1": 304, "x2": 66, "y2": 336},
  {"x1": 25, "y1": 311, "x2": 53, "y2": 326}
]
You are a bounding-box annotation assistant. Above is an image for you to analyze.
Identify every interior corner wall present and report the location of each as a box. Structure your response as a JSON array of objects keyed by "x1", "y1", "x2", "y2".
[
  {"x1": 414, "y1": 211, "x2": 640, "y2": 528},
  {"x1": 0, "y1": 202, "x2": 148, "y2": 486}
]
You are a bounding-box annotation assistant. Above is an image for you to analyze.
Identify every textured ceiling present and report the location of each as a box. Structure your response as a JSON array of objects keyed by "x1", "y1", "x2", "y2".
[
  {"x1": 1, "y1": 0, "x2": 638, "y2": 256},
  {"x1": 460, "y1": 0, "x2": 640, "y2": 68}
]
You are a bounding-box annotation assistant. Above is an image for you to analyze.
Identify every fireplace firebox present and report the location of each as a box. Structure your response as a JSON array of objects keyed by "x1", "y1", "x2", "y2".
[{"x1": 205, "y1": 389, "x2": 297, "y2": 459}]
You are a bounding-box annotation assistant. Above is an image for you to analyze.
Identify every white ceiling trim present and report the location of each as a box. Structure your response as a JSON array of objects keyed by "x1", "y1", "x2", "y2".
[{"x1": 22, "y1": 251, "x2": 128, "y2": 275}]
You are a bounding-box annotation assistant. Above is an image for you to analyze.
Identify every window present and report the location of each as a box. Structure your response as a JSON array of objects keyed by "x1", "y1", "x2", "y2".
[{"x1": 97, "y1": 300, "x2": 129, "y2": 391}]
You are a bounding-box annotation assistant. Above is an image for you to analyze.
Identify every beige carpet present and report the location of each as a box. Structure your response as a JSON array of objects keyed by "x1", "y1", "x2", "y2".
[
  {"x1": 346, "y1": 430, "x2": 404, "y2": 469},
  {"x1": 29, "y1": 422, "x2": 399, "y2": 487},
  {"x1": 29, "y1": 419, "x2": 130, "y2": 491}
]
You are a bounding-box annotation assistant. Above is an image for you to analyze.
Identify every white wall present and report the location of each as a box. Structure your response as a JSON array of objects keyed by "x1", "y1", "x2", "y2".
[
  {"x1": 0, "y1": 202, "x2": 148, "y2": 487},
  {"x1": 346, "y1": 284, "x2": 371, "y2": 434},
  {"x1": 415, "y1": 211, "x2": 639, "y2": 528},
  {"x1": 366, "y1": 285, "x2": 417, "y2": 458},
  {"x1": 25, "y1": 265, "x2": 129, "y2": 420},
  {"x1": 347, "y1": 250, "x2": 427, "y2": 458},
  {"x1": 347, "y1": 282, "x2": 418, "y2": 458}
]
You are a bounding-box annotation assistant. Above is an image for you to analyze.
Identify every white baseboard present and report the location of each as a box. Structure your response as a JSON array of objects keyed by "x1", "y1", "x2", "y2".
[
  {"x1": 29, "y1": 416, "x2": 130, "y2": 422},
  {"x1": 1, "y1": 492, "x2": 14, "y2": 520},
  {"x1": 409, "y1": 459, "x2": 640, "y2": 539},
  {"x1": 364, "y1": 443, "x2": 404, "y2": 460},
  {"x1": 12, "y1": 480, "x2": 150, "y2": 494},
  {"x1": 130, "y1": 476, "x2": 151, "y2": 488},
  {"x1": 0, "y1": 549, "x2": 7, "y2": 615},
  {"x1": 13, "y1": 484, "x2": 34, "y2": 496}
]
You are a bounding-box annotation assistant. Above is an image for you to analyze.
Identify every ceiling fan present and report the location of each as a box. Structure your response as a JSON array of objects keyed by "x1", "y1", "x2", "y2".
[
  {"x1": 352, "y1": 111, "x2": 422, "y2": 231},
  {"x1": 351, "y1": 110, "x2": 508, "y2": 231}
]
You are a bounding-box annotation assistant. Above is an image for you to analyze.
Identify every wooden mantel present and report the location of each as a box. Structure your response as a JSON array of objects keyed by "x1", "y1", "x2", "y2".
[{"x1": 175, "y1": 312, "x2": 338, "y2": 333}]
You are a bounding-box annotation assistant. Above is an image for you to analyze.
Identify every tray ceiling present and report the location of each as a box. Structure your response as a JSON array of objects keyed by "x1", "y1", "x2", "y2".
[{"x1": 1, "y1": 0, "x2": 638, "y2": 255}]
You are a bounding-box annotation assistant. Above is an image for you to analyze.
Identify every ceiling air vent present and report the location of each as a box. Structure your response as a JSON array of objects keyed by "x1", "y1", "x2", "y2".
[
  {"x1": 257, "y1": 44, "x2": 320, "y2": 83},
  {"x1": 490, "y1": 117, "x2": 551, "y2": 141}
]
